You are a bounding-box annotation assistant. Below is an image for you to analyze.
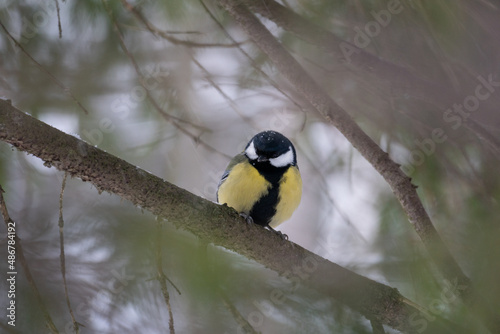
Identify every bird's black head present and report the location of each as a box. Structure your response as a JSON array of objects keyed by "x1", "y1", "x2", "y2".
[{"x1": 244, "y1": 131, "x2": 297, "y2": 168}]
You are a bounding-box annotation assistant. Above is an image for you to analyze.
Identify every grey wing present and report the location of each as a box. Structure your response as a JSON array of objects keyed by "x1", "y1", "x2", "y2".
[
  {"x1": 216, "y1": 169, "x2": 230, "y2": 203},
  {"x1": 216, "y1": 153, "x2": 247, "y2": 203}
]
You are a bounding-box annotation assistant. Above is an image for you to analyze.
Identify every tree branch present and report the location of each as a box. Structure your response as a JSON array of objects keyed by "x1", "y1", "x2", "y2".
[
  {"x1": 58, "y1": 173, "x2": 80, "y2": 333},
  {"x1": 217, "y1": 1, "x2": 499, "y2": 332},
  {"x1": 241, "y1": 0, "x2": 500, "y2": 159},
  {"x1": 0, "y1": 20, "x2": 88, "y2": 115},
  {"x1": 0, "y1": 99, "x2": 460, "y2": 333},
  {"x1": 155, "y1": 220, "x2": 176, "y2": 334},
  {"x1": 120, "y1": 0, "x2": 242, "y2": 48}
]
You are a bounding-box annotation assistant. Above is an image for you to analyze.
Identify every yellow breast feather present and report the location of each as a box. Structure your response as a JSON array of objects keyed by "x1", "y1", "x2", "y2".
[
  {"x1": 270, "y1": 167, "x2": 302, "y2": 228},
  {"x1": 218, "y1": 162, "x2": 271, "y2": 214}
]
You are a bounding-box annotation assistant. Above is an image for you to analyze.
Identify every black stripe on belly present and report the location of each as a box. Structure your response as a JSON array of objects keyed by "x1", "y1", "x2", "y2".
[
  {"x1": 248, "y1": 164, "x2": 288, "y2": 226},
  {"x1": 249, "y1": 182, "x2": 279, "y2": 226}
]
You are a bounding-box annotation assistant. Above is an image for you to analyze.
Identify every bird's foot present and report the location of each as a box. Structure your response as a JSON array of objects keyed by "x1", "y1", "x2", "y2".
[
  {"x1": 266, "y1": 225, "x2": 288, "y2": 241},
  {"x1": 239, "y1": 212, "x2": 254, "y2": 225},
  {"x1": 239, "y1": 213, "x2": 289, "y2": 241}
]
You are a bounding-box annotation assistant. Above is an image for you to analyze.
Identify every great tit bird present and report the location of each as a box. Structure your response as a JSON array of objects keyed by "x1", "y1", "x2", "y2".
[{"x1": 217, "y1": 131, "x2": 302, "y2": 236}]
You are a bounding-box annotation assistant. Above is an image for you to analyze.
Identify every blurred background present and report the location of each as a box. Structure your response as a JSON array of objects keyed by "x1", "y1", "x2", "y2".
[{"x1": 0, "y1": 0, "x2": 499, "y2": 333}]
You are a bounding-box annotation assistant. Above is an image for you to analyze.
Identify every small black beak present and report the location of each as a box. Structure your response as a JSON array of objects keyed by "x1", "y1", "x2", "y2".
[{"x1": 257, "y1": 156, "x2": 268, "y2": 163}]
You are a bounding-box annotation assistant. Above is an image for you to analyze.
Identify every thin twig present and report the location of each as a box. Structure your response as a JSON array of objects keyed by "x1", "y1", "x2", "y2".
[
  {"x1": 54, "y1": 0, "x2": 62, "y2": 38},
  {"x1": 58, "y1": 173, "x2": 80, "y2": 333},
  {"x1": 191, "y1": 55, "x2": 259, "y2": 130},
  {"x1": 155, "y1": 219, "x2": 175, "y2": 334},
  {"x1": 0, "y1": 185, "x2": 60, "y2": 334},
  {"x1": 370, "y1": 319, "x2": 386, "y2": 334},
  {"x1": 102, "y1": 1, "x2": 199, "y2": 126},
  {"x1": 0, "y1": 322, "x2": 21, "y2": 334},
  {"x1": 199, "y1": 0, "x2": 307, "y2": 115},
  {"x1": 298, "y1": 144, "x2": 368, "y2": 244},
  {"x1": 120, "y1": 0, "x2": 241, "y2": 48},
  {"x1": 102, "y1": 0, "x2": 231, "y2": 159},
  {"x1": 0, "y1": 20, "x2": 88, "y2": 114},
  {"x1": 221, "y1": 292, "x2": 259, "y2": 334}
]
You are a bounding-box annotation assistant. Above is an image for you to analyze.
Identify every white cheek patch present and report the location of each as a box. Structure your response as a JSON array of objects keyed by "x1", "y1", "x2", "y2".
[
  {"x1": 245, "y1": 141, "x2": 258, "y2": 160},
  {"x1": 270, "y1": 147, "x2": 294, "y2": 167}
]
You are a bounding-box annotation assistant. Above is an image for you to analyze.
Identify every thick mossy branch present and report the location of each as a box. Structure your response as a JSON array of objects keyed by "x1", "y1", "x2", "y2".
[{"x1": 0, "y1": 99, "x2": 457, "y2": 333}]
